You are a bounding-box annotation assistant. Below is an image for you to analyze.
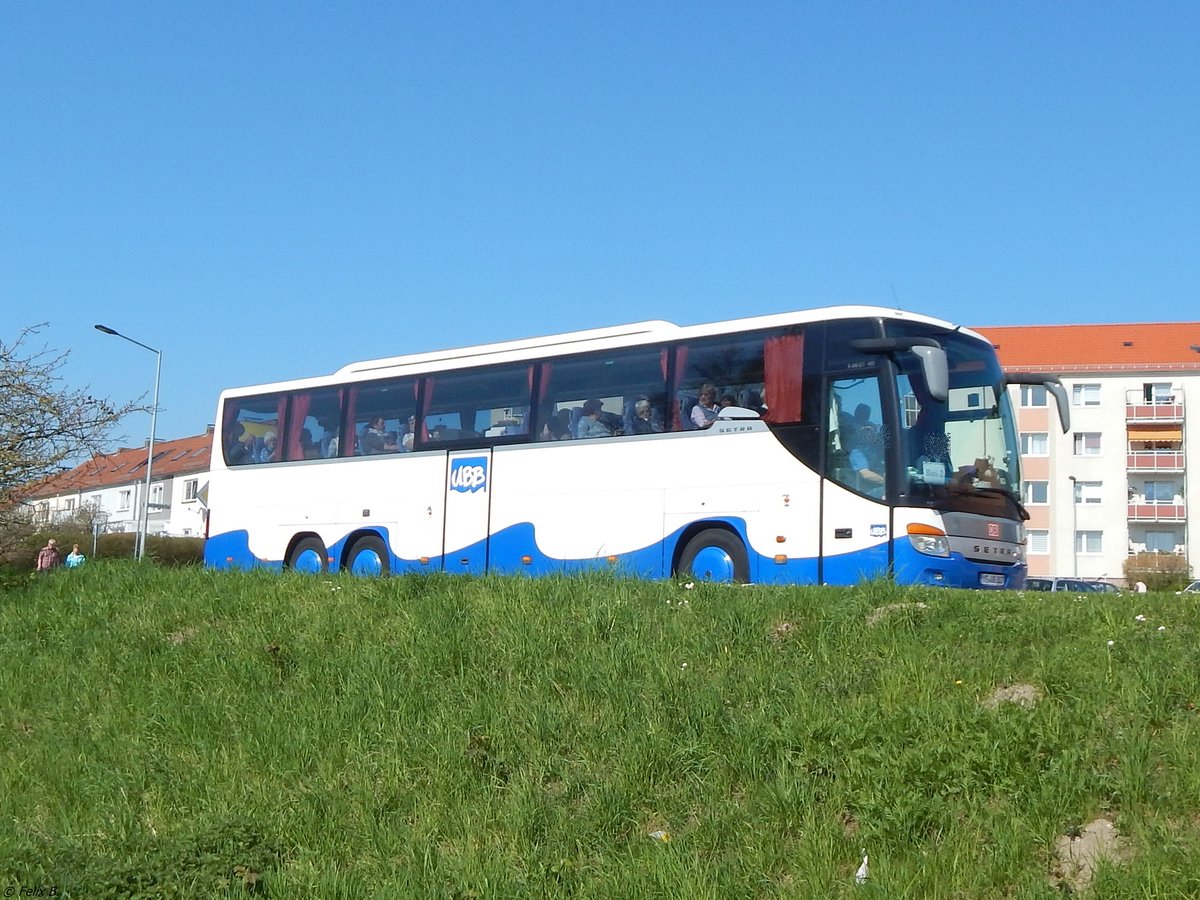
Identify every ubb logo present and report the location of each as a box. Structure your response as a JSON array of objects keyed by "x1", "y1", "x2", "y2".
[{"x1": 450, "y1": 457, "x2": 488, "y2": 493}]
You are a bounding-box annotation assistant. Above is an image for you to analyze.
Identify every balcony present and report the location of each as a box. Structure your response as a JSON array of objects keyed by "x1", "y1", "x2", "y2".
[
  {"x1": 1127, "y1": 450, "x2": 1184, "y2": 471},
  {"x1": 1127, "y1": 503, "x2": 1187, "y2": 522},
  {"x1": 1126, "y1": 389, "x2": 1184, "y2": 423}
]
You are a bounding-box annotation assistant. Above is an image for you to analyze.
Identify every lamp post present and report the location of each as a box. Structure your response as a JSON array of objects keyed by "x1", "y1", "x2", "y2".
[
  {"x1": 95, "y1": 324, "x2": 161, "y2": 561},
  {"x1": 1068, "y1": 475, "x2": 1078, "y2": 577}
]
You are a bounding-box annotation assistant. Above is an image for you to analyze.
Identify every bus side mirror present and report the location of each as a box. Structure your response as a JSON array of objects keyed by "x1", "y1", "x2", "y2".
[
  {"x1": 1005, "y1": 373, "x2": 1071, "y2": 433},
  {"x1": 912, "y1": 346, "x2": 948, "y2": 404},
  {"x1": 850, "y1": 337, "x2": 948, "y2": 404}
]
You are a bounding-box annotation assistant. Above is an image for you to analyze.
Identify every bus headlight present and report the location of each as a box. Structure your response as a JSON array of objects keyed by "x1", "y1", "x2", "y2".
[{"x1": 907, "y1": 523, "x2": 950, "y2": 557}]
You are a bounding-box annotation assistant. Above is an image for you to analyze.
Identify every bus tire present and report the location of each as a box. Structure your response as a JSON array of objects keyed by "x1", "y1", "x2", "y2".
[
  {"x1": 347, "y1": 534, "x2": 391, "y2": 577},
  {"x1": 287, "y1": 536, "x2": 328, "y2": 574},
  {"x1": 678, "y1": 530, "x2": 750, "y2": 584}
]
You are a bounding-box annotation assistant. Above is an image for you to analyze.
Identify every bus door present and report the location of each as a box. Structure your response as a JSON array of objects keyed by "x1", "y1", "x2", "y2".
[
  {"x1": 443, "y1": 449, "x2": 493, "y2": 575},
  {"x1": 820, "y1": 373, "x2": 892, "y2": 584}
]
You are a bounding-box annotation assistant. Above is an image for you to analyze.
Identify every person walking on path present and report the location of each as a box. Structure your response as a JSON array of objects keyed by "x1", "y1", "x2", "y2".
[
  {"x1": 65, "y1": 544, "x2": 86, "y2": 569},
  {"x1": 36, "y1": 538, "x2": 61, "y2": 574}
]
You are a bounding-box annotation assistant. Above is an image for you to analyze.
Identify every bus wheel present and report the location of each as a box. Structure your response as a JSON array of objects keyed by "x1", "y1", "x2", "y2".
[
  {"x1": 347, "y1": 535, "x2": 391, "y2": 577},
  {"x1": 288, "y1": 537, "x2": 328, "y2": 574},
  {"x1": 678, "y1": 530, "x2": 750, "y2": 584}
]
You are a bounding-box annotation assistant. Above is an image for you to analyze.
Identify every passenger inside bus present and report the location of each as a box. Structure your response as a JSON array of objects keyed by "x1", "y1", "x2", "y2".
[
  {"x1": 299, "y1": 427, "x2": 320, "y2": 459},
  {"x1": 255, "y1": 431, "x2": 278, "y2": 463},
  {"x1": 849, "y1": 423, "x2": 886, "y2": 496},
  {"x1": 360, "y1": 417, "x2": 398, "y2": 454},
  {"x1": 629, "y1": 398, "x2": 663, "y2": 435},
  {"x1": 399, "y1": 415, "x2": 416, "y2": 451},
  {"x1": 690, "y1": 384, "x2": 720, "y2": 429},
  {"x1": 226, "y1": 421, "x2": 250, "y2": 465},
  {"x1": 576, "y1": 399, "x2": 613, "y2": 439},
  {"x1": 542, "y1": 408, "x2": 572, "y2": 440}
]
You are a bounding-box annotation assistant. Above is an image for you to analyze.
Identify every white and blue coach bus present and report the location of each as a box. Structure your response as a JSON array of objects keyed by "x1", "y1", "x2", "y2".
[{"x1": 203, "y1": 306, "x2": 1068, "y2": 588}]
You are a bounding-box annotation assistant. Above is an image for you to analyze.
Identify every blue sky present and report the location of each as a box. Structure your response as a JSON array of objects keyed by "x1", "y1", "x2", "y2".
[{"x1": 3, "y1": 1, "x2": 1198, "y2": 446}]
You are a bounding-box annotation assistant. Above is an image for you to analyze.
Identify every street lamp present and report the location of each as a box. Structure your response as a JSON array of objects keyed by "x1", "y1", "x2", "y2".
[
  {"x1": 1068, "y1": 475, "x2": 1078, "y2": 577},
  {"x1": 95, "y1": 324, "x2": 161, "y2": 561}
]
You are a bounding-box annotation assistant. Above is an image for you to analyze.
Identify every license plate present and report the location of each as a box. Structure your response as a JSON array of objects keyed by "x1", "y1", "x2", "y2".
[{"x1": 980, "y1": 573, "x2": 1005, "y2": 587}]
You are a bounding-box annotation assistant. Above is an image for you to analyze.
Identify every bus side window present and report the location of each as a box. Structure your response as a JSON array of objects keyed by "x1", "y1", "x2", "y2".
[
  {"x1": 351, "y1": 378, "x2": 417, "y2": 456},
  {"x1": 284, "y1": 388, "x2": 341, "y2": 461},
  {"x1": 224, "y1": 395, "x2": 284, "y2": 466},
  {"x1": 537, "y1": 346, "x2": 667, "y2": 440},
  {"x1": 420, "y1": 363, "x2": 533, "y2": 449}
]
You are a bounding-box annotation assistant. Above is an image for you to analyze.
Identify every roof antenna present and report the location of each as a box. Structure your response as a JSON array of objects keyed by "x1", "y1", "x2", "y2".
[{"x1": 890, "y1": 283, "x2": 902, "y2": 311}]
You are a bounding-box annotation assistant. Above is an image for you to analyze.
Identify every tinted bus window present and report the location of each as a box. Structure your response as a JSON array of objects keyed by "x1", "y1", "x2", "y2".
[
  {"x1": 420, "y1": 364, "x2": 532, "y2": 446},
  {"x1": 539, "y1": 346, "x2": 668, "y2": 439},
  {"x1": 283, "y1": 388, "x2": 343, "y2": 461},
  {"x1": 350, "y1": 378, "x2": 418, "y2": 456},
  {"x1": 223, "y1": 395, "x2": 285, "y2": 465}
]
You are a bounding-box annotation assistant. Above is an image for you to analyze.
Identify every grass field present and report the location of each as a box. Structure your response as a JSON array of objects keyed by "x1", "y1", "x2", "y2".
[{"x1": 3, "y1": 564, "x2": 1200, "y2": 898}]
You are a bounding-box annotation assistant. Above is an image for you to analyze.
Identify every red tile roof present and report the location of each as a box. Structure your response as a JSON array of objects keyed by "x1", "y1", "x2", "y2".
[
  {"x1": 28, "y1": 432, "x2": 213, "y2": 499},
  {"x1": 976, "y1": 323, "x2": 1200, "y2": 372}
]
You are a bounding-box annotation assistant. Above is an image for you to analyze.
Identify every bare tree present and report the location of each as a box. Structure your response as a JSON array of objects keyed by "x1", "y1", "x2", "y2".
[{"x1": 0, "y1": 325, "x2": 140, "y2": 548}]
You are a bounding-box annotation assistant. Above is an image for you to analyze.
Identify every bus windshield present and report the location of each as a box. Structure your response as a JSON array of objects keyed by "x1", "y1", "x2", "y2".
[{"x1": 892, "y1": 331, "x2": 1021, "y2": 503}]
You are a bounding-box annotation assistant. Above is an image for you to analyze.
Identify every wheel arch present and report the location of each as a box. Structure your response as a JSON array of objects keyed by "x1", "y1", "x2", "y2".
[
  {"x1": 338, "y1": 528, "x2": 390, "y2": 571},
  {"x1": 670, "y1": 519, "x2": 746, "y2": 577},
  {"x1": 284, "y1": 532, "x2": 327, "y2": 570}
]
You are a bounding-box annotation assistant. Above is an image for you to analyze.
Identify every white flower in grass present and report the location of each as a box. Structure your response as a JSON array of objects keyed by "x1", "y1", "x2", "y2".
[
  {"x1": 1107, "y1": 640, "x2": 1115, "y2": 648},
  {"x1": 1158, "y1": 625, "x2": 1167, "y2": 632},
  {"x1": 1135, "y1": 614, "x2": 1146, "y2": 622},
  {"x1": 680, "y1": 662, "x2": 689, "y2": 669},
  {"x1": 683, "y1": 582, "x2": 695, "y2": 590}
]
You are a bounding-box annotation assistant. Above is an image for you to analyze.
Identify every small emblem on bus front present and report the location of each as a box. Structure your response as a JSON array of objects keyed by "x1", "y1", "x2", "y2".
[{"x1": 987, "y1": 522, "x2": 1000, "y2": 538}]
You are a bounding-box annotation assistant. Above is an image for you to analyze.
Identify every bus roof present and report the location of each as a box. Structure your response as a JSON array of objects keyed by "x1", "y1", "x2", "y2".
[{"x1": 221, "y1": 304, "x2": 982, "y2": 398}]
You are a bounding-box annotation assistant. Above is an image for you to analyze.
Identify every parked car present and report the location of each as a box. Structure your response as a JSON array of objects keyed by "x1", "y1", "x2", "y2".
[
  {"x1": 1177, "y1": 581, "x2": 1200, "y2": 595},
  {"x1": 1024, "y1": 577, "x2": 1109, "y2": 593}
]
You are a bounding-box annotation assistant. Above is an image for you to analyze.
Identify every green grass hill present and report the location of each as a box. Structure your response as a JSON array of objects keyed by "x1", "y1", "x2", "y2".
[{"x1": 3, "y1": 564, "x2": 1199, "y2": 897}]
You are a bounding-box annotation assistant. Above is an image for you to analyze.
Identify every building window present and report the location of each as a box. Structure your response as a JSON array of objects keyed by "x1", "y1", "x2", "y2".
[
  {"x1": 151, "y1": 484, "x2": 165, "y2": 508},
  {"x1": 1073, "y1": 432, "x2": 1101, "y2": 456},
  {"x1": 1023, "y1": 481, "x2": 1048, "y2": 504},
  {"x1": 1143, "y1": 382, "x2": 1174, "y2": 404},
  {"x1": 1019, "y1": 385, "x2": 1047, "y2": 407},
  {"x1": 64, "y1": 498, "x2": 76, "y2": 511},
  {"x1": 1145, "y1": 530, "x2": 1177, "y2": 552},
  {"x1": 118, "y1": 490, "x2": 131, "y2": 511},
  {"x1": 1072, "y1": 384, "x2": 1101, "y2": 407},
  {"x1": 1074, "y1": 481, "x2": 1102, "y2": 504},
  {"x1": 184, "y1": 479, "x2": 199, "y2": 501},
  {"x1": 1144, "y1": 481, "x2": 1176, "y2": 503},
  {"x1": 1028, "y1": 530, "x2": 1049, "y2": 554},
  {"x1": 1021, "y1": 432, "x2": 1048, "y2": 456},
  {"x1": 1076, "y1": 531, "x2": 1103, "y2": 554}
]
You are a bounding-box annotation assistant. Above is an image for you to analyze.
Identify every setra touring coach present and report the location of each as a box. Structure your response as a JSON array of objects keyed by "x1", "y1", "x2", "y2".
[{"x1": 203, "y1": 306, "x2": 1068, "y2": 587}]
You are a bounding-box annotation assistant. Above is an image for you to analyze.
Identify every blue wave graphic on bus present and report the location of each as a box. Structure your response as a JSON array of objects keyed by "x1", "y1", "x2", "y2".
[
  {"x1": 203, "y1": 520, "x2": 1019, "y2": 589},
  {"x1": 449, "y1": 457, "x2": 488, "y2": 492}
]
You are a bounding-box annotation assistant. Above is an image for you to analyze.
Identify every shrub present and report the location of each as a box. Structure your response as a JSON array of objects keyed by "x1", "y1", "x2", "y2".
[{"x1": 1123, "y1": 551, "x2": 1192, "y2": 592}]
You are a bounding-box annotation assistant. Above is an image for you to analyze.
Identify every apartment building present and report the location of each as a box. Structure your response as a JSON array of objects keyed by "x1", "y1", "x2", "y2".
[
  {"x1": 26, "y1": 430, "x2": 213, "y2": 539},
  {"x1": 979, "y1": 323, "x2": 1200, "y2": 585}
]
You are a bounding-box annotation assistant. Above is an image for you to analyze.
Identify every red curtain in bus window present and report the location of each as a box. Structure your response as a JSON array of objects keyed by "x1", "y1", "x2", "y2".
[
  {"x1": 285, "y1": 393, "x2": 311, "y2": 461},
  {"x1": 414, "y1": 380, "x2": 428, "y2": 442},
  {"x1": 342, "y1": 388, "x2": 357, "y2": 457},
  {"x1": 670, "y1": 345, "x2": 688, "y2": 431},
  {"x1": 532, "y1": 363, "x2": 550, "y2": 437},
  {"x1": 220, "y1": 401, "x2": 240, "y2": 464},
  {"x1": 273, "y1": 396, "x2": 288, "y2": 461},
  {"x1": 763, "y1": 333, "x2": 804, "y2": 424}
]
